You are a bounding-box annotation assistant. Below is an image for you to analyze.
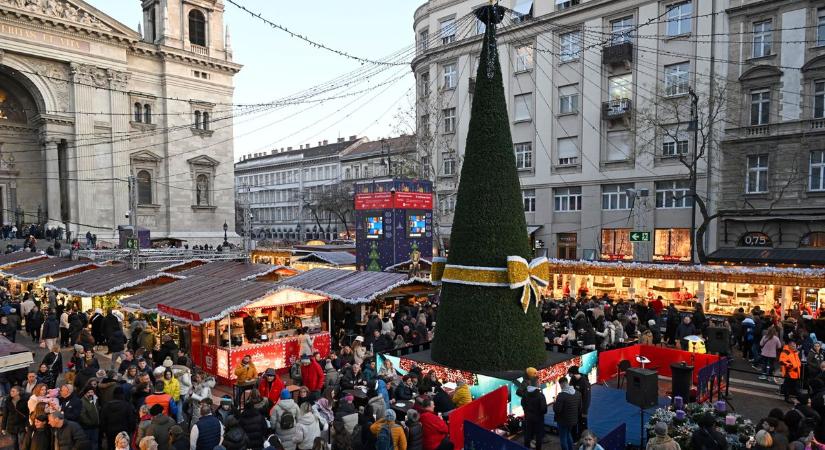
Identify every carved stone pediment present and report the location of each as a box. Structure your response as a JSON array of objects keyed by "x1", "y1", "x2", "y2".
[
  {"x1": 0, "y1": 0, "x2": 139, "y2": 37},
  {"x1": 130, "y1": 150, "x2": 162, "y2": 163},
  {"x1": 187, "y1": 154, "x2": 219, "y2": 167}
]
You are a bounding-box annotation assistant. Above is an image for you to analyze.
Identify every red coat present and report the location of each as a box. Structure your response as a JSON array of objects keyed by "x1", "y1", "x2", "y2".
[
  {"x1": 300, "y1": 359, "x2": 325, "y2": 392},
  {"x1": 420, "y1": 410, "x2": 449, "y2": 450},
  {"x1": 258, "y1": 374, "x2": 285, "y2": 406}
]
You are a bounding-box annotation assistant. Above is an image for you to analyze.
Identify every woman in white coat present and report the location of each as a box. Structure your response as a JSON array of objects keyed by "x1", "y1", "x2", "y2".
[{"x1": 295, "y1": 402, "x2": 322, "y2": 450}]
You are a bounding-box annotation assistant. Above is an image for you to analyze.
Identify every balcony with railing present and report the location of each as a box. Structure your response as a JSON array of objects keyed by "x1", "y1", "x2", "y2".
[
  {"x1": 602, "y1": 41, "x2": 633, "y2": 66},
  {"x1": 188, "y1": 43, "x2": 209, "y2": 57},
  {"x1": 602, "y1": 98, "x2": 632, "y2": 120}
]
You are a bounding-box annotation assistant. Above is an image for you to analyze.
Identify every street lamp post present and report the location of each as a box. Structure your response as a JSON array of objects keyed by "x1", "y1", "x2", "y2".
[{"x1": 223, "y1": 220, "x2": 229, "y2": 247}]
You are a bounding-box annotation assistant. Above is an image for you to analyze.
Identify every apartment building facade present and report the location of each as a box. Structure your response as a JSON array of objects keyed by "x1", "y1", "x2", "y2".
[
  {"x1": 412, "y1": 0, "x2": 728, "y2": 262},
  {"x1": 713, "y1": 0, "x2": 825, "y2": 265}
]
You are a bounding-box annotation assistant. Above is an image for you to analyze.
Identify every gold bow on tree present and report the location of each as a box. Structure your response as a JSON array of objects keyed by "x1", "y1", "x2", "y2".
[{"x1": 430, "y1": 256, "x2": 549, "y2": 313}]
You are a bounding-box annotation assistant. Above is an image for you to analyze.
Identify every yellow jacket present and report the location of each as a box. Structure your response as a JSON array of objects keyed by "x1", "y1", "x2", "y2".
[
  {"x1": 370, "y1": 419, "x2": 407, "y2": 450},
  {"x1": 234, "y1": 362, "x2": 258, "y2": 384},
  {"x1": 452, "y1": 384, "x2": 472, "y2": 408},
  {"x1": 163, "y1": 377, "x2": 181, "y2": 401}
]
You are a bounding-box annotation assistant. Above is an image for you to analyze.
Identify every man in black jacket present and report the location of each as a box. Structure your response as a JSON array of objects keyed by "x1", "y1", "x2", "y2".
[
  {"x1": 1, "y1": 386, "x2": 29, "y2": 448},
  {"x1": 48, "y1": 411, "x2": 89, "y2": 450},
  {"x1": 690, "y1": 413, "x2": 728, "y2": 450},
  {"x1": 568, "y1": 366, "x2": 591, "y2": 440},
  {"x1": 100, "y1": 386, "x2": 136, "y2": 450},
  {"x1": 522, "y1": 385, "x2": 548, "y2": 450},
  {"x1": 58, "y1": 384, "x2": 83, "y2": 423},
  {"x1": 552, "y1": 377, "x2": 580, "y2": 450}
]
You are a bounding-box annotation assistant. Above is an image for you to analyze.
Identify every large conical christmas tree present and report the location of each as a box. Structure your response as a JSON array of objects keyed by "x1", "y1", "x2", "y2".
[{"x1": 431, "y1": 4, "x2": 545, "y2": 372}]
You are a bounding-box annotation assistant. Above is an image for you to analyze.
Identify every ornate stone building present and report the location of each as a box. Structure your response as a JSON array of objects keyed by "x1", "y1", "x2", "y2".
[{"x1": 0, "y1": 0, "x2": 241, "y2": 243}]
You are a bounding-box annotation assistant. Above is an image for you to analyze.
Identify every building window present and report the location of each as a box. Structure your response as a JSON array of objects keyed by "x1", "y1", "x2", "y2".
[
  {"x1": 610, "y1": 16, "x2": 633, "y2": 45},
  {"x1": 602, "y1": 183, "x2": 633, "y2": 210},
  {"x1": 133, "y1": 103, "x2": 142, "y2": 122},
  {"x1": 514, "y1": 142, "x2": 533, "y2": 169},
  {"x1": 662, "y1": 128, "x2": 689, "y2": 157},
  {"x1": 418, "y1": 29, "x2": 429, "y2": 52},
  {"x1": 137, "y1": 170, "x2": 152, "y2": 205},
  {"x1": 557, "y1": 137, "x2": 579, "y2": 166},
  {"x1": 440, "y1": 17, "x2": 456, "y2": 45},
  {"x1": 819, "y1": 9, "x2": 825, "y2": 47},
  {"x1": 515, "y1": 45, "x2": 533, "y2": 72},
  {"x1": 442, "y1": 107, "x2": 456, "y2": 133},
  {"x1": 606, "y1": 130, "x2": 631, "y2": 161},
  {"x1": 194, "y1": 111, "x2": 201, "y2": 129},
  {"x1": 440, "y1": 194, "x2": 455, "y2": 215},
  {"x1": 557, "y1": 0, "x2": 579, "y2": 11},
  {"x1": 559, "y1": 31, "x2": 580, "y2": 62},
  {"x1": 554, "y1": 186, "x2": 582, "y2": 211},
  {"x1": 442, "y1": 63, "x2": 457, "y2": 90},
  {"x1": 811, "y1": 150, "x2": 825, "y2": 191},
  {"x1": 815, "y1": 81, "x2": 825, "y2": 119},
  {"x1": 653, "y1": 228, "x2": 691, "y2": 262},
  {"x1": 143, "y1": 104, "x2": 152, "y2": 124},
  {"x1": 608, "y1": 74, "x2": 632, "y2": 101},
  {"x1": 188, "y1": 9, "x2": 206, "y2": 46},
  {"x1": 559, "y1": 84, "x2": 579, "y2": 114},
  {"x1": 664, "y1": 62, "x2": 689, "y2": 96},
  {"x1": 442, "y1": 152, "x2": 455, "y2": 175},
  {"x1": 752, "y1": 20, "x2": 772, "y2": 58},
  {"x1": 420, "y1": 114, "x2": 430, "y2": 137},
  {"x1": 655, "y1": 180, "x2": 692, "y2": 208},
  {"x1": 801, "y1": 232, "x2": 825, "y2": 248},
  {"x1": 750, "y1": 89, "x2": 770, "y2": 125},
  {"x1": 419, "y1": 72, "x2": 430, "y2": 97},
  {"x1": 666, "y1": 1, "x2": 692, "y2": 36},
  {"x1": 522, "y1": 189, "x2": 536, "y2": 212},
  {"x1": 600, "y1": 228, "x2": 633, "y2": 261},
  {"x1": 746, "y1": 154, "x2": 769, "y2": 193},
  {"x1": 514, "y1": 93, "x2": 532, "y2": 122}
]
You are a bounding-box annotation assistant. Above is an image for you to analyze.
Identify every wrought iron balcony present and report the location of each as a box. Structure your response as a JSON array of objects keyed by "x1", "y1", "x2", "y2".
[
  {"x1": 602, "y1": 41, "x2": 633, "y2": 66},
  {"x1": 602, "y1": 98, "x2": 632, "y2": 120}
]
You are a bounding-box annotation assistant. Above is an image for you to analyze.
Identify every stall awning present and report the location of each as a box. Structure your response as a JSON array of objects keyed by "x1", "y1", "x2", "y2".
[
  {"x1": 528, "y1": 225, "x2": 542, "y2": 235},
  {"x1": 294, "y1": 252, "x2": 356, "y2": 267},
  {"x1": 707, "y1": 248, "x2": 825, "y2": 266},
  {"x1": 0, "y1": 257, "x2": 99, "y2": 281},
  {"x1": 45, "y1": 264, "x2": 183, "y2": 297},
  {"x1": 172, "y1": 260, "x2": 294, "y2": 281},
  {"x1": 0, "y1": 252, "x2": 47, "y2": 269},
  {"x1": 277, "y1": 268, "x2": 434, "y2": 304}
]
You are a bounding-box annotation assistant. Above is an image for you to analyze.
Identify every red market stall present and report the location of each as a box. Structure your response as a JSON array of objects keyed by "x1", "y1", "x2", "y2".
[{"x1": 136, "y1": 275, "x2": 331, "y2": 383}]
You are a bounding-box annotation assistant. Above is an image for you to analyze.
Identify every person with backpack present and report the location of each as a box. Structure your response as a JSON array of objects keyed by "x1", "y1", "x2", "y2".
[
  {"x1": 370, "y1": 409, "x2": 407, "y2": 450},
  {"x1": 272, "y1": 388, "x2": 300, "y2": 442},
  {"x1": 403, "y1": 409, "x2": 424, "y2": 450}
]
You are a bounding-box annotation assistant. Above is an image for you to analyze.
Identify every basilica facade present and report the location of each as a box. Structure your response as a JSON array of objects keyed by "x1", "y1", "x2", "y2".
[{"x1": 0, "y1": 0, "x2": 241, "y2": 244}]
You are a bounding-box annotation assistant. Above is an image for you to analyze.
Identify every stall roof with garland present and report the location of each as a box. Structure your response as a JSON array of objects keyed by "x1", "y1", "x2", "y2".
[
  {"x1": 0, "y1": 252, "x2": 48, "y2": 268},
  {"x1": 0, "y1": 257, "x2": 99, "y2": 281},
  {"x1": 294, "y1": 252, "x2": 356, "y2": 267},
  {"x1": 547, "y1": 259, "x2": 825, "y2": 287},
  {"x1": 170, "y1": 260, "x2": 295, "y2": 281},
  {"x1": 276, "y1": 268, "x2": 432, "y2": 304},
  {"x1": 44, "y1": 264, "x2": 184, "y2": 297}
]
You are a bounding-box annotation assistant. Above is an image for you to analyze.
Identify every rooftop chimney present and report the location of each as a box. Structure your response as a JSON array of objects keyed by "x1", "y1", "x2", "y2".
[
  {"x1": 318, "y1": 141, "x2": 322, "y2": 147},
  {"x1": 337, "y1": 137, "x2": 344, "y2": 143},
  {"x1": 299, "y1": 145, "x2": 303, "y2": 150},
  {"x1": 349, "y1": 135, "x2": 356, "y2": 141},
  {"x1": 306, "y1": 143, "x2": 310, "y2": 149},
  {"x1": 287, "y1": 146, "x2": 292, "y2": 151},
  {"x1": 271, "y1": 150, "x2": 276, "y2": 155},
  {"x1": 323, "y1": 139, "x2": 328, "y2": 145}
]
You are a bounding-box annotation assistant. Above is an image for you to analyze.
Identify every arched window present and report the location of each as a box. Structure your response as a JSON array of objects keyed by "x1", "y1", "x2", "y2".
[
  {"x1": 137, "y1": 170, "x2": 152, "y2": 205},
  {"x1": 202, "y1": 112, "x2": 210, "y2": 130},
  {"x1": 134, "y1": 103, "x2": 142, "y2": 122},
  {"x1": 196, "y1": 174, "x2": 209, "y2": 206},
  {"x1": 188, "y1": 9, "x2": 206, "y2": 46},
  {"x1": 801, "y1": 232, "x2": 825, "y2": 248},
  {"x1": 143, "y1": 104, "x2": 152, "y2": 124},
  {"x1": 194, "y1": 110, "x2": 201, "y2": 129}
]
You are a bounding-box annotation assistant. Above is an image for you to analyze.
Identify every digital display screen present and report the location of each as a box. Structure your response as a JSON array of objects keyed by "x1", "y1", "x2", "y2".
[
  {"x1": 366, "y1": 216, "x2": 383, "y2": 239},
  {"x1": 408, "y1": 214, "x2": 426, "y2": 238}
]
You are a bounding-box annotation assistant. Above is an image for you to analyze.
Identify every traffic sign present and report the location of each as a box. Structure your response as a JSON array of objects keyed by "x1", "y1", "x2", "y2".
[
  {"x1": 629, "y1": 231, "x2": 650, "y2": 242},
  {"x1": 126, "y1": 238, "x2": 139, "y2": 249}
]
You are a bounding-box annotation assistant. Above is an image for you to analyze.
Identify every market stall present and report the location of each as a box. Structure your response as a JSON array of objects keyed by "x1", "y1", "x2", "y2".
[
  {"x1": 168, "y1": 259, "x2": 300, "y2": 282},
  {"x1": 122, "y1": 275, "x2": 331, "y2": 383},
  {"x1": 546, "y1": 259, "x2": 825, "y2": 317},
  {"x1": 292, "y1": 252, "x2": 356, "y2": 271},
  {"x1": 251, "y1": 248, "x2": 293, "y2": 267},
  {"x1": 0, "y1": 257, "x2": 99, "y2": 296}
]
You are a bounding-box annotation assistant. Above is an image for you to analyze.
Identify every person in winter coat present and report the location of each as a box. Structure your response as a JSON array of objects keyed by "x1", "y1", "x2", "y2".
[
  {"x1": 404, "y1": 409, "x2": 424, "y2": 450},
  {"x1": 162, "y1": 369, "x2": 181, "y2": 402},
  {"x1": 90, "y1": 310, "x2": 105, "y2": 345},
  {"x1": 145, "y1": 404, "x2": 176, "y2": 450},
  {"x1": 58, "y1": 384, "x2": 83, "y2": 423},
  {"x1": 1, "y1": 385, "x2": 29, "y2": 447},
  {"x1": 760, "y1": 328, "x2": 784, "y2": 380},
  {"x1": 102, "y1": 311, "x2": 121, "y2": 344},
  {"x1": 168, "y1": 426, "x2": 188, "y2": 450},
  {"x1": 238, "y1": 400, "x2": 269, "y2": 450},
  {"x1": 221, "y1": 416, "x2": 249, "y2": 450},
  {"x1": 689, "y1": 413, "x2": 728, "y2": 450},
  {"x1": 331, "y1": 419, "x2": 353, "y2": 450},
  {"x1": 676, "y1": 317, "x2": 697, "y2": 350},
  {"x1": 340, "y1": 363, "x2": 366, "y2": 391},
  {"x1": 553, "y1": 377, "x2": 581, "y2": 450},
  {"x1": 299, "y1": 355, "x2": 324, "y2": 398},
  {"x1": 370, "y1": 408, "x2": 407, "y2": 450},
  {"x1": 41, "y1": 312, "x2": 60, "y2": 350},
  {"x1": 78, "y1": 386, "x2": 101, "y2": 450},
  {"x1": 27, "y1": 306, "x2": 44, "y2": 342},
  {"x1": 259, "y1": 367, "x2": 285, "y2": 409},
  {"x1": 48, "y1": 410, "x2": 90, "y2": 450},
  {"x1": 646, "y1": 422, "x2": 681, "y2": 450},
  {"x1": 20, "y1": 413, "x2": 51, "y2": 450},
  {"x1": 271, "y1": 388, "x2": 300, "y2": 434},
  {"x1": 366, "y1": 381, "x2": 387, "y2": 422},
  {"x1": 107, "y1": 329, "x2": 127, "y2": 371},
  {"x1": 419, "y1": 398, "x2": 449, "y2": 450},
  {"x1": 522, "y1": 385, "x2": 548, "y2": 450},
  {"x1": 100, "y1": 386, "x2": 137, "y2": 450},
  {"x1": 296, "y1": 402, "x2": 321, "y2": 450},
  {"x1": 450, "y1": 381, "x2": 472, "y2": 408},
  {"x1": 189, "y1": 403, "x2": 224, "y2": 450},
  {"x1": 188, "y1": 372, "x2": 215, "y2": 426}
]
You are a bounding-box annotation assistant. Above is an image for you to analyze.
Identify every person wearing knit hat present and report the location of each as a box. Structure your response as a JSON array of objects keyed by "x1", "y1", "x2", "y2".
[
  {"x1": 369, "y1": 406, "x2": 406, "y2": 449},
  {"x1": 647, "y1": 421, "x2": 679, "y2": 450},
  {"x1": 517, "y1": 367, "x2": 539, "y2": 398},
  {"x1": 526, "y1": 367, "x2": 538, "y2": 378},
  {"x1": 280, "y1": 388, "x2": 292, "y2": 400}
]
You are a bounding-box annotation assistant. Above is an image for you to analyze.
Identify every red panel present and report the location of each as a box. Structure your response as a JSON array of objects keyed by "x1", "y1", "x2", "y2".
[
  {"x1": 190, "y1": 326, "x2": 203, "y2": 369},
  {"x1": 448, "y1": 386, "x2": 509, "y2": 449},
  {"x1": 222, "y1": 332, "x2": 332, "y2": 381},
  {"x1": 158, "y1": 304, "x2": 201, "y2": 322},
  {"x1": 393, "y1": 192, "x2": 433, "y2": 209},
  {"x1": 355, "y1": 193, "x2": 393, "y2": 210},
  {"x1": 597, "y1": 344, "x2": 720, "y2": 384}
]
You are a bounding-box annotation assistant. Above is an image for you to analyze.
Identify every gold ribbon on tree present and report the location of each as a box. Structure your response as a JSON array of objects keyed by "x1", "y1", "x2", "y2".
[{"x1": 430, "y1": 256, "x2": 549, "y2": 313}]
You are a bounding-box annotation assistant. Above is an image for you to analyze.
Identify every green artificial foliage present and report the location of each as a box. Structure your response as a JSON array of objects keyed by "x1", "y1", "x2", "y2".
[
  {"x1": 431, "y1": 6, "x2": 545, "y2": 372},
  {"x1": 367, "y1": 241, "x2": 381, "y2": 272}
]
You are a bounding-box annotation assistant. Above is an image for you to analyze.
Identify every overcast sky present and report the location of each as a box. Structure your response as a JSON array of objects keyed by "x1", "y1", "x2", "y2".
[{"x1": 87, "y1": 0, "x2": 419, "y2": 161}]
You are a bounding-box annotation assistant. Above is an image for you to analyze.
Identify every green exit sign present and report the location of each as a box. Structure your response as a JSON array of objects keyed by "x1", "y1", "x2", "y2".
[
  {"x1": 629, "y1": 231, "x2": 650, "y2": 242},
  {"x1": 126, "y1": 238, "x2": 139, "y2": 249}
]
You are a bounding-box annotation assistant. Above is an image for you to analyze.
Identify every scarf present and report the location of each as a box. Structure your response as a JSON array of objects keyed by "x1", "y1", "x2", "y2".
[{"x1": 315, "y1": 398, "x2": 335, "y2": 423}]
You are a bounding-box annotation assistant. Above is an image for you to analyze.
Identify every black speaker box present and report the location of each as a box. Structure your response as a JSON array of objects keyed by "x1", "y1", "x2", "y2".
[
  {"x1": 670, "y1": 363, "x2": 693, "y2": 400},
  {"x1": 626, "y1": 367, "x2": 658, "y2": 408},
  {"x1": 705, "y1": 327, "x2": 730, "y2": 354}
]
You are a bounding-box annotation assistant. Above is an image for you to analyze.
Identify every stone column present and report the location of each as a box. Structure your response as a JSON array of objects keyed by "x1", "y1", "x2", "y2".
[{"x1": 43, "y1": 139, "x2": 61, "y2": 227}]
